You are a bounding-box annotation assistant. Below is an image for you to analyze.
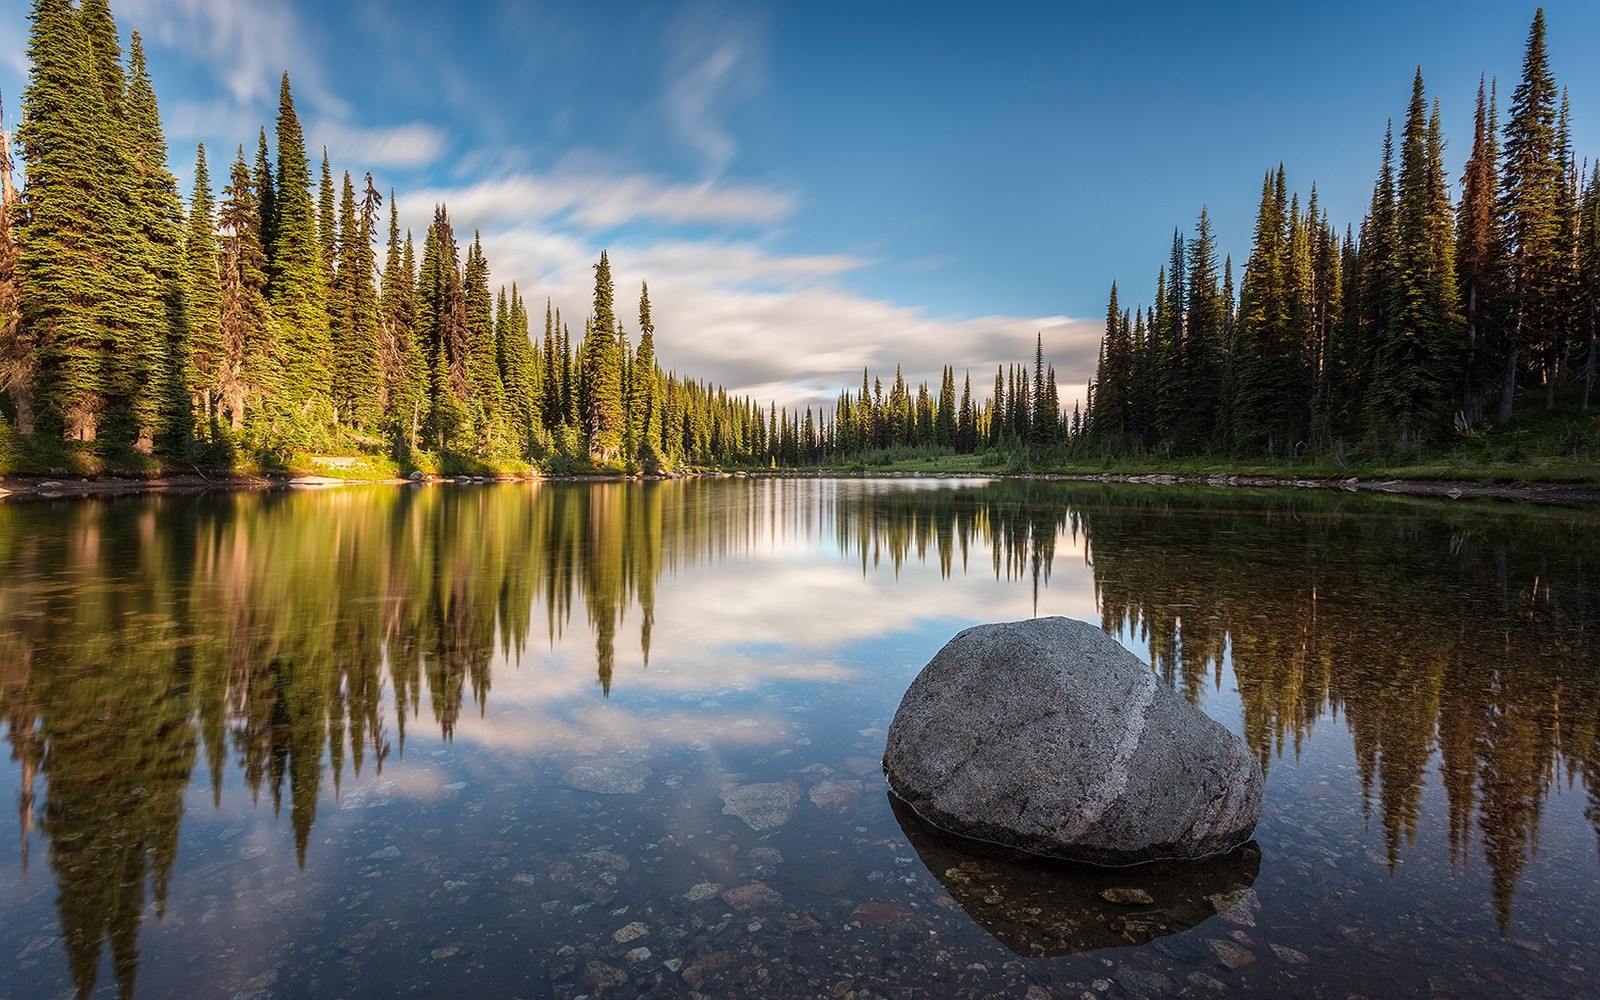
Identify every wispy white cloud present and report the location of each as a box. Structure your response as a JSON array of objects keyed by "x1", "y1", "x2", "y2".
[
  {"x1": 405, "y1": 162, "x2": 796, "y2": 233},
  {"x1": 307, "y1": 120, "x2": 449, "y2": 170},
  {"x1": 663, "y1": 1, "x2": 765, "y2": 178},
  {"x1": 119, "y1": 0, "x2": 343, "y2": 114},
  {"x1": 390, "y1": 163, "x2": 1100, "y2": 416}
]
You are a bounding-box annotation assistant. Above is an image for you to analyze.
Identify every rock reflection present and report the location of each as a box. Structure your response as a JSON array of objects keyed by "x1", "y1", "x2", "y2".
[{"x1": 890, "y1": 793, "x2": 1261, "y2": 956}]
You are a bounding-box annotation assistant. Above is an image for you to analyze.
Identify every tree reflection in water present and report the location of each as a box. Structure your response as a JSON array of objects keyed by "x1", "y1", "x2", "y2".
[{"x1": 0, "y1": 479, "x2": 1596, "y2": 996}]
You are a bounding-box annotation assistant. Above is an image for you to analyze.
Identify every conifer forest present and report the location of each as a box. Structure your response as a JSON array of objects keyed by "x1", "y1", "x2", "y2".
[{"x1": 0, "y1": 4, "x2": 1595, "y2": 474}]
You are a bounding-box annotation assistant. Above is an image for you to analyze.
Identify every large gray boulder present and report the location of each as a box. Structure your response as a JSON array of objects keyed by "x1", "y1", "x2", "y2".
[{"x1": 883, "y1": 617, "x2": 1262, "y2": 866}]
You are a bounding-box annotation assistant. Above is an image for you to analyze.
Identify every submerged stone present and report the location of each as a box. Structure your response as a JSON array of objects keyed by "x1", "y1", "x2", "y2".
[
  {"x1": 883, "y1": 617, "x2": 1262, "y2": 865},
  {"x1": 719, "y1": 780, "x2": 801, "y2": 830},
  {"x1": 807, "y1": 778, "x2": 862, "y2": 813},
  {"x1": 562, "y1": 756, "x2": 650, "y2": 795}
]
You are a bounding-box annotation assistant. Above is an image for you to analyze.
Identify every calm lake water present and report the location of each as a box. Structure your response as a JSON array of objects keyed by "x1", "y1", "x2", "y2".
[{"x1": 0, "y1": 478, "x2": 1596, "y2": 999}]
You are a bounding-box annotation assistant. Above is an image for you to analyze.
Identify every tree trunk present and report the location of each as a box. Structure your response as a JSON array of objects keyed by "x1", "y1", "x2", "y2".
[
  {"x1": 64, "y1": 403, "x2": 97, "y2": 442},
  {"x1": 1583, "y1": 311, "x2": 1596, "y2": 410},
  {"x1": 1499, "y1": 313, "x2": 1520, "y2": 426},
  {"x1": 12, "y1": 388, "x2": 33, "y2": 436}
]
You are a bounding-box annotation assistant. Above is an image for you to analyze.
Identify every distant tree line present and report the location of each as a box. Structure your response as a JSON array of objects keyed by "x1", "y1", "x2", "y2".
[{"x1": 1083, "y1": 9, "x2": 1599, "y2": 456}]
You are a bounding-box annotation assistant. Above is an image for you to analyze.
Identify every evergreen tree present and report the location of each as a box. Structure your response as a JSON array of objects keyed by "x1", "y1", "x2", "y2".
[
  {"x1": 1367, "y1": 71, "x2": 1460, "y2": 444},
  {"x1": 78, "y1": 0, "x2": 123, "y2": 114},
  {"x1": 634, "y1": 282, "x2": 659, "y2": 459},
  {"x1": 0, "y1": 99, "x2": 30, "y2": 434},
  {"x1": 1581, "y1": 164, "x2": 1600, "y2": 408},
  {"x1": 317, "y1": 150, "x2": 336, "y2": 314},
  {"x1": 496, "y1": 283, "x2": 538, "y2": 456},
  {"x1": 122, "y1": 30, "x2": 186, "y2": 448},
  {"x1": 331, "y1": 171, "x2": 381, "y2": 429},
  {"x1": 19, "y1": 0, "x2": 123, "y2": 440},
  {"x1": 379, "y1": 195, "x2": 422, "y2": 446},
  {"x1": 416, "y1": 206, "x2": 470, "y2": 450},
  {"x1": 218, "y1": 144, "x2": 274, "y2": 430},
  {"x1": 1457, "y1": 77, "x2": 1501, "y2": 422},
  {"x1": 463, "y1": 231, "x2": 504, "y2": 448},
  {"x1": 936, "y1": 364, "x2": 956, "y2": 446},
  {"x1": 1184, "y1": 207, "x2": 1224, "y2": 448},
  {"x1": 1358, "y1": 123, "x2": 1400, "y2": 436},
  {"x1": 269, "y1": 73, "x2": 330, "y2": 415},
  {"x1": 184, "y1": 144, "x2": 224, "y2": 431},
  {"x1": 1234, "y1": 168, "x2": 1299, "y2": 452},
  {"x1": 1031, "y1": 335, "x2": 1056, "y2": 445},
  {"x1": 956, "y1": 371, "x2": 975, "y2": 452},
  {"x1": 1498, "y1": 9, "x2": 1565, "y2": 423},
  {"x1": 540, "y1": 299, "x2": 561, "y2": 429},
  {"x1": 582, "y1": 251, "x2": 624, "y2": 462},
  {"x1": 254, "y1": 128, "x2": 276, "y2": 279}
]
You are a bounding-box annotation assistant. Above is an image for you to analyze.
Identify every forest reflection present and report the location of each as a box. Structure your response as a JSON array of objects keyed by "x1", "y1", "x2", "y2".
[{"x1": 1, "y1": 479, "x2": 1597, "y2": 997}]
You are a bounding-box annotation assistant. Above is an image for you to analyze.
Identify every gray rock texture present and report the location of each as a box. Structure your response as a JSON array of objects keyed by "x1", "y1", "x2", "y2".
[{"x1": 883, "y1": 617, "x2": 1262, "y2": 865}]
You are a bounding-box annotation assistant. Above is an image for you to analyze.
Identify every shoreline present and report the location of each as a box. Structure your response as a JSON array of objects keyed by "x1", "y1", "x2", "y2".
[{"x1": 4, "y1": 468, "x2": 1600, "y2": 505}]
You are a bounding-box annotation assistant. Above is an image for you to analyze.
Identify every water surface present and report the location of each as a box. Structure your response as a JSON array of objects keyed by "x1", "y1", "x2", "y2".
[{"x1": 1, "y1": 478, "x2": 1596, "y2": 998}]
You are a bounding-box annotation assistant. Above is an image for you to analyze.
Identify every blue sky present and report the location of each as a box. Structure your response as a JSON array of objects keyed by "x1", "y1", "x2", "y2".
[{"x1": 4, "y1": 1, "x2": 1599, "y2": 412}]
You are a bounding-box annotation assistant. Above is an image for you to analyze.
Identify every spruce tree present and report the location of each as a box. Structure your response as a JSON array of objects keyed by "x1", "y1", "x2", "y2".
[
  {"x1": 254, "y1": 128, "x2": 276, "y2": 280},
  {"x1": 1457, "y1": 77, "x2": 1501, "y2": 422},
  {"x1": 185, "y1": 144, "x2": 224, "y2": 431},
  {"x1": 122, "y1": 30, "x2": 186, "y2": 448},
  {"x1": 318, "y1": 150, "x2": 336, "y2": 313},
  {"x1": 379, "y1": 195, "x2": 422, "y2": 446},
  {"x1": 1357, "y1": 123, "x2": 1400, "y2": 436},
  {"x1": 1234, "y1": 169, "x2": 1295, "y2": 451},
  {"x1": 1581, "y1": 163, "x2": 1600, "y2": 408},
  {"x1": 1184, "y1": 207, "x2": 1224, "y2": 448},
  {"x1": 495, "y1": 283, "x2": 537, "y2": 456},
  {"x1": 331, "y1": 171, "x2": 381, "y2": 429},
  {"x1": 634, "y1": 282, "x2": 659, "y2": 457},
  {"x1": 936, "y1": 364, "x2": 956, "y2": 446},
  {"x1": 1498, "y1": 9, "x2": 1565, "y2": 424},
  {"x1": 0, "y1": 89, "x2": 34, "y2": 433},
  {"x1": 582, "y1": 251, "x2": 624, "y2": 462},
  {"x1": 416, "y1": 206, "x2": 470, "y2": 450},
  {"x1": 218, "y1": 144, "x2": 274, "y2": 429},
  {"x1": 19, "y1": 0, "x2": 119, "y2": 440},
  {"x1": 269, "y1": 73, "x2": 330, "y2": 415},
  {"x1": 956, "y1": 372, "x2": 975, "y2": 452},
  {"x1": 463, "y1": 232, "x2": 504, "y2": 446}
]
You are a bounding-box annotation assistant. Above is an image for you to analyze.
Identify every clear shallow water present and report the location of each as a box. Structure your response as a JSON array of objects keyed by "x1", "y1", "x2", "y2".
[{"x1": 0, "y1": 478, "x2": 1596, "y2": 999}]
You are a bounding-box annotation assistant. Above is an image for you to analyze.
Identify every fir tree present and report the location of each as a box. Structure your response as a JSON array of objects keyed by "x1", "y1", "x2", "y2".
[
  {"x1": 634, "y1": 282, "x2": 659, "y2": 458},
  {"x1": 416, "y1": 207, "x2": 470, "y2": 450},
  {"x1": 1184, "y1": 207, "x2": 1224, "y2": 447},
  {"x1": 1581, "y1": 164, "x2": 1600, "y2": 408},
  {"x1": 582, "y1": 251, "x2": 624, "y2": 462},
  {"x1": 269, "y1": 73, "x2": 330, "y2": 414},
  {"x1": 379, "y1": 195, "x2": 422, "y2": 446},
  {"x1": 0, "y1": 98, "x2": 29, "y2": 434},
  {"x1": 317, "y1": 149, "x2": 336, "y2": 313},
  {"x1": 218, "y1": 144, "x2": 274, "y2": 430},
  {"x1": 495, "y1": 283, "x2": 538, "y2": 456},
  {"x1": 463, "y1": 232, "x2": 504, "y2": 446},
  {"x1": 1456, "y1": 76, "x2": 1502, "y2": 423},
  {"x1": 122, "y1": 30, "x2": 186, "y2": 448},
  {"x1": 936, "y1": 364, "x2": 956, "y2": 446},
  {"x1": 184, "y1": 144, "x2": 224, "y2": 431},
  {"x1": 1498, "y1": 9, "x2": 1565, "y2": 423},
  {"x1": 331, "y1": 171, "x2": 381, "y2": 429},
  {"x1": 254, "y1": 128, "x2": 276, "y2": 279},
  {"x1": 19, "y1": 0, "x2": 121, "y2": 440}
]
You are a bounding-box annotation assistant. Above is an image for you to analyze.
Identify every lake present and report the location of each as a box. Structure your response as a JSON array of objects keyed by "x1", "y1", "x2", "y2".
[{"x1": 0, "y1": 477, "x2": 1596, "y2": 999}]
